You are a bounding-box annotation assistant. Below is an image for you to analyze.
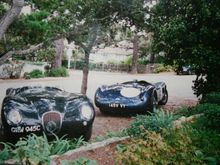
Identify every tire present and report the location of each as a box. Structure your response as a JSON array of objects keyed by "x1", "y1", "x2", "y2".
[
  {"x1": 149, "y1": 92, "x2": 158, "y2": 113},
  {"x1": 158, "y1": 89, "x2": 168, "y2": 105}
]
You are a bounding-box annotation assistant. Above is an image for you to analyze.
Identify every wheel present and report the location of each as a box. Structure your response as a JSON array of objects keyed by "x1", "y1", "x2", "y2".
[
  {"x1": 148, "y1": 92, "x2": 158, "y2": 113},
  {"x1": 158, "y1": 89, "x2": 168, "y2": 105}
]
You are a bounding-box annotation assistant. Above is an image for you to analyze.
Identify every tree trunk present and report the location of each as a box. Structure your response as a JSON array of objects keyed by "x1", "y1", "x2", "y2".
[
  {"x1": 149, "y1": 53, "x2": 155, "y2": 63},
  {"x1": 52, "y1": 38, "x2": 64, "y2": 68},
  {"x1": 81, "y1": 52, "x2": 90, "y2": 95},
  {"x1": 0, "y1": 0, "x2": 24, "y2": 40},
  {"x1": 80, "y1": 24, "x2": 98, "y2": 95},
  {"x1": 131, "y1": 34, "x2": 139, "y2": 74}
]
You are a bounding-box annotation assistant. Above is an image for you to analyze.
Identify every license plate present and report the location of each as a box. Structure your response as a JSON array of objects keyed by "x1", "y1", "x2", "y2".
[{"x1": 109, "y1": 103, "x2": 126, "y2": 108}]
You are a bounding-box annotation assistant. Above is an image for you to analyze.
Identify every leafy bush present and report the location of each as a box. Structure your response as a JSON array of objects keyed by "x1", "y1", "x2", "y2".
[
  {"x1": 45, "y1": 67, "x2": 69, "y2": 77},
  {"x1": 153, "y1": 63, "x2": 174, "y2": 73},
  {"x1": 24, "y1": 69, "x2": 44, "y2": 79},
  {"x1": 173, "y1": 106, "x2": 196, "y2": 117},
  {"x1": 121, "y1": 56, "x2": 132, "y2": 65},
  {"x1": 116, "y1": 129, "x2": 204, "y2": 165},
  {"x1": 200, "y1": 92, "x2": 220, "y2": 105},
  {"x1": 175, "y1": 103, "x2": 220, "y2": 131},
  {"x1": 192, "y1": 104, "x2": 220, "y2": 131},
  {"x1": 0, "y1": 143, "x2": 13, "y2": 163},
  {"x1": 126, "y1": 111, "x2": 176, "y2": 137},
  {"x1": 187, "y1": 128, "x2": 220, "y2": 163},
  {"x1": 0, "y1": 134, "x2": 85, "y2": 164},
  {"x1": 13, "y1": 133, "x2": 51, "y2": 164}
]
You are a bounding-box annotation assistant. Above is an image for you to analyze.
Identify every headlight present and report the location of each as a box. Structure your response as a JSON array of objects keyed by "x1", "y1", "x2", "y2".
[
  {"x1": 8, "y1": 110, "x2": 22, "y2": 124},
  {"x1": 80, "y1": 105, "x2": 94, "y2": 120}
]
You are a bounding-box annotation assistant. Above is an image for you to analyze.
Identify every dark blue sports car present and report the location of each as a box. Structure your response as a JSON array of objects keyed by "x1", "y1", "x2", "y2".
[
  {"x1": 1, "y1": 86, "x2": 95, "y2": 142},
  {"x1": 95, "y1": 80, "x2": 168, "y2": 115}
]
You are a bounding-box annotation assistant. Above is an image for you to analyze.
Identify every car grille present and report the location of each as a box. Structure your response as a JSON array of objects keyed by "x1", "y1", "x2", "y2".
[{"x1": 42, "y1": 111, "x2": 62, "y2": 134}]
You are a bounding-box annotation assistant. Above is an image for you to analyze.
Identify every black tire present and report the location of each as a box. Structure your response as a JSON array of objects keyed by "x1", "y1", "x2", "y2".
[
  {"x1": 158, "y1": 89, "x2": 168, "y2": 105},
  {"x1": 148, "y1": 92, "x2": 158, "y2": 113}
]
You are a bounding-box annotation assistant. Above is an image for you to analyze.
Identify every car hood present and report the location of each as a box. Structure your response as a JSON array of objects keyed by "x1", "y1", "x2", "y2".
[
  {"x1": 3, "y1": 87, "x2": 87, "y2": 117},
  {"x1": 98, "y1": 82, "x2": 153, "y2": 99}
]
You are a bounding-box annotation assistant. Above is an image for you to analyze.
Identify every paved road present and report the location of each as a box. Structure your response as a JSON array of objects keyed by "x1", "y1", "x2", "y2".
[{"x1": 0, "y1": 70, "x2": 197, "y2": 106}]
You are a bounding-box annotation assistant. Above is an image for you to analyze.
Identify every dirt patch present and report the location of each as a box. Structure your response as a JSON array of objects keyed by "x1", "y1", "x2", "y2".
[{"x1": 52, "y1": 99, "x2": 198, "y2": 165}]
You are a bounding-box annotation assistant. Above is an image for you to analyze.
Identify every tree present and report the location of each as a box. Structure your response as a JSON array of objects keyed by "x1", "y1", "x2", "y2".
[
  {"x1": 0, "y1": 0, "x2": 153, "y2": 95},
  {"x1": 151, "y1": 0, "x2": 220, "y2": 97},
  {"x1": 0, "y1": 0, "x2": 24, "y2": 40},
  {"x1": 109, "y1": 0, "x2": 152, "y2": 74}
]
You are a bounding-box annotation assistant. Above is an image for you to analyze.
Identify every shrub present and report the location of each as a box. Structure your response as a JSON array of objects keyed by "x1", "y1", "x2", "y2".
[
  {"x1": 187, "y1": 128, "x2": 220, "y2": 163},
  {"x1": 45, "y1": 67, "x2": 69, "y2": 77},
  {"x1": 173, "y1": 106, "x2": 197, "y2": 117},
  {"x1": 0, "y1": 134, "x2": 85, "y2": 164},
  {"x1": 153, "y1": 63, "x2": 174, "y2": 73},
  {"x1": 193, "y1": 104, "x2": 220, "y2": 131},
  {"x1": 126, "y1": 111, "x2": 176, "y2": 137},
  {"x1": 25, "y1": 69, "x2": 44, "y2": 79},
  {"x1": 116, "y1": 128, "x2": 204, "y2": 164},
  {"x1": 0, "y1": 143, "x2": 13, "y2": 163},
  {"x1": 200, "y1": 92, "x2": 220, "y2": 105}
]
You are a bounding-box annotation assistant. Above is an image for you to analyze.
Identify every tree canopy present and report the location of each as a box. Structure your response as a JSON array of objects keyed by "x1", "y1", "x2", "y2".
[
  {"x1": 0, "y1": 0, "x2": 150, "y2": 94},
  {"x1": 151, "y1": 0, "x2": 220, "y2": 97}
]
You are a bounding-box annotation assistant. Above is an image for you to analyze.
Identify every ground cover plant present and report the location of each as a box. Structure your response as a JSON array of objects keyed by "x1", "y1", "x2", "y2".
[
  {"x1": 0, "y1": 134, "x2": 85, "y2": 165},
  {"x1": 24, "y1": 67, "x2": 69, "y2": 79},
  {"x1": 116, "y1": 93, "x2": 220, "y2": 164},
  {"x1": 45, "y1": 67, "x2": 69, "y2": 77}
]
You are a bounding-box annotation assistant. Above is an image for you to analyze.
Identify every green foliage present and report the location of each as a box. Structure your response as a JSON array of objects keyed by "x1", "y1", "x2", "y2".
[
  {"x1": 200, "y1": 92, "x2": 220, "y2": 105},
  {"x1": 174, "y1": 101, "x2": 220, "y2": 132},
  {"x1": 0, "y1": 3, "x2": 6, "y2": 18},
  {"x1": 13, "y1": 134, "x2": 51, "y2": 164},
  {"x1": 153, "y1": 63, "x2": 174, "y2": 73},
  {"x1": 126, "y1": 111, "x2": 176, "y2": 137},
  {"x1": 45, "y1": 67, "x2": 69, "y2": 77},
  {"x1": 195, "y1": 104, "x2": 220, "y2": 131},
  {"x1": 12, "y1": 11, "x2": 52, "y2": 44},
  {"x1": 151, "y1": 0, "x2": 220, "y2": 97},
  {"x1": 121, "y1": 56, "x2": 132, "y2": 66},
  {"x1": 61, "y1": 157, "x2": 97, "y2": 165},
  {"x1": 116, "y1": 129, "x2": 204, "y2": 165},
  {"x1": 0, "y1": 134, "x2": 85, "y2": 164},
  {"x1": 49, "y1": 136, "x2": 85, "y2": 156},
  {"x1": 35, "y1": 48, "x2": 55, "y2": 63},
  {"x1": 174, "y1": 106, "x2": 197, "y2": 117},
  {"x1": 24, "y1": 69, "x2": 44, "y2": 79},
  {"x1": 0, "y1": 143, "x2": 14, "y2": 163},
  {"x1": 124, "y1": 104, "x2": 220, "y2": 163},
  {"x1": 187, "y1": 128, "x2": 220, "y2": 163}
]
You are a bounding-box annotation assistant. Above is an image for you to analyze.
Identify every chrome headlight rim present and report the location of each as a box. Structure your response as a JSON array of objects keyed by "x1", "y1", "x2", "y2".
[
  {"x1": 7, "y1": 109, "x2": 22, "y2": 125},
  {"x1": 80, "y1": 104, "x2": 94, "y2": 121}
]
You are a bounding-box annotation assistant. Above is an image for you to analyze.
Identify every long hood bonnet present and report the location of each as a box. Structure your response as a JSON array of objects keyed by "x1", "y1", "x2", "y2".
[
  {"x1": 100, "y1": 83, "x2": 153, "y2": 93},
  {"x1": 6, "y1": 87, "x2": 86, "y2": 115}
]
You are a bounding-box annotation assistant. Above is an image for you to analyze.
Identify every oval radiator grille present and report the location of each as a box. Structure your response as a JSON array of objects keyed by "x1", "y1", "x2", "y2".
[{"x1": 42, "y1": 111, "x2": 62, "y2": 134}]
